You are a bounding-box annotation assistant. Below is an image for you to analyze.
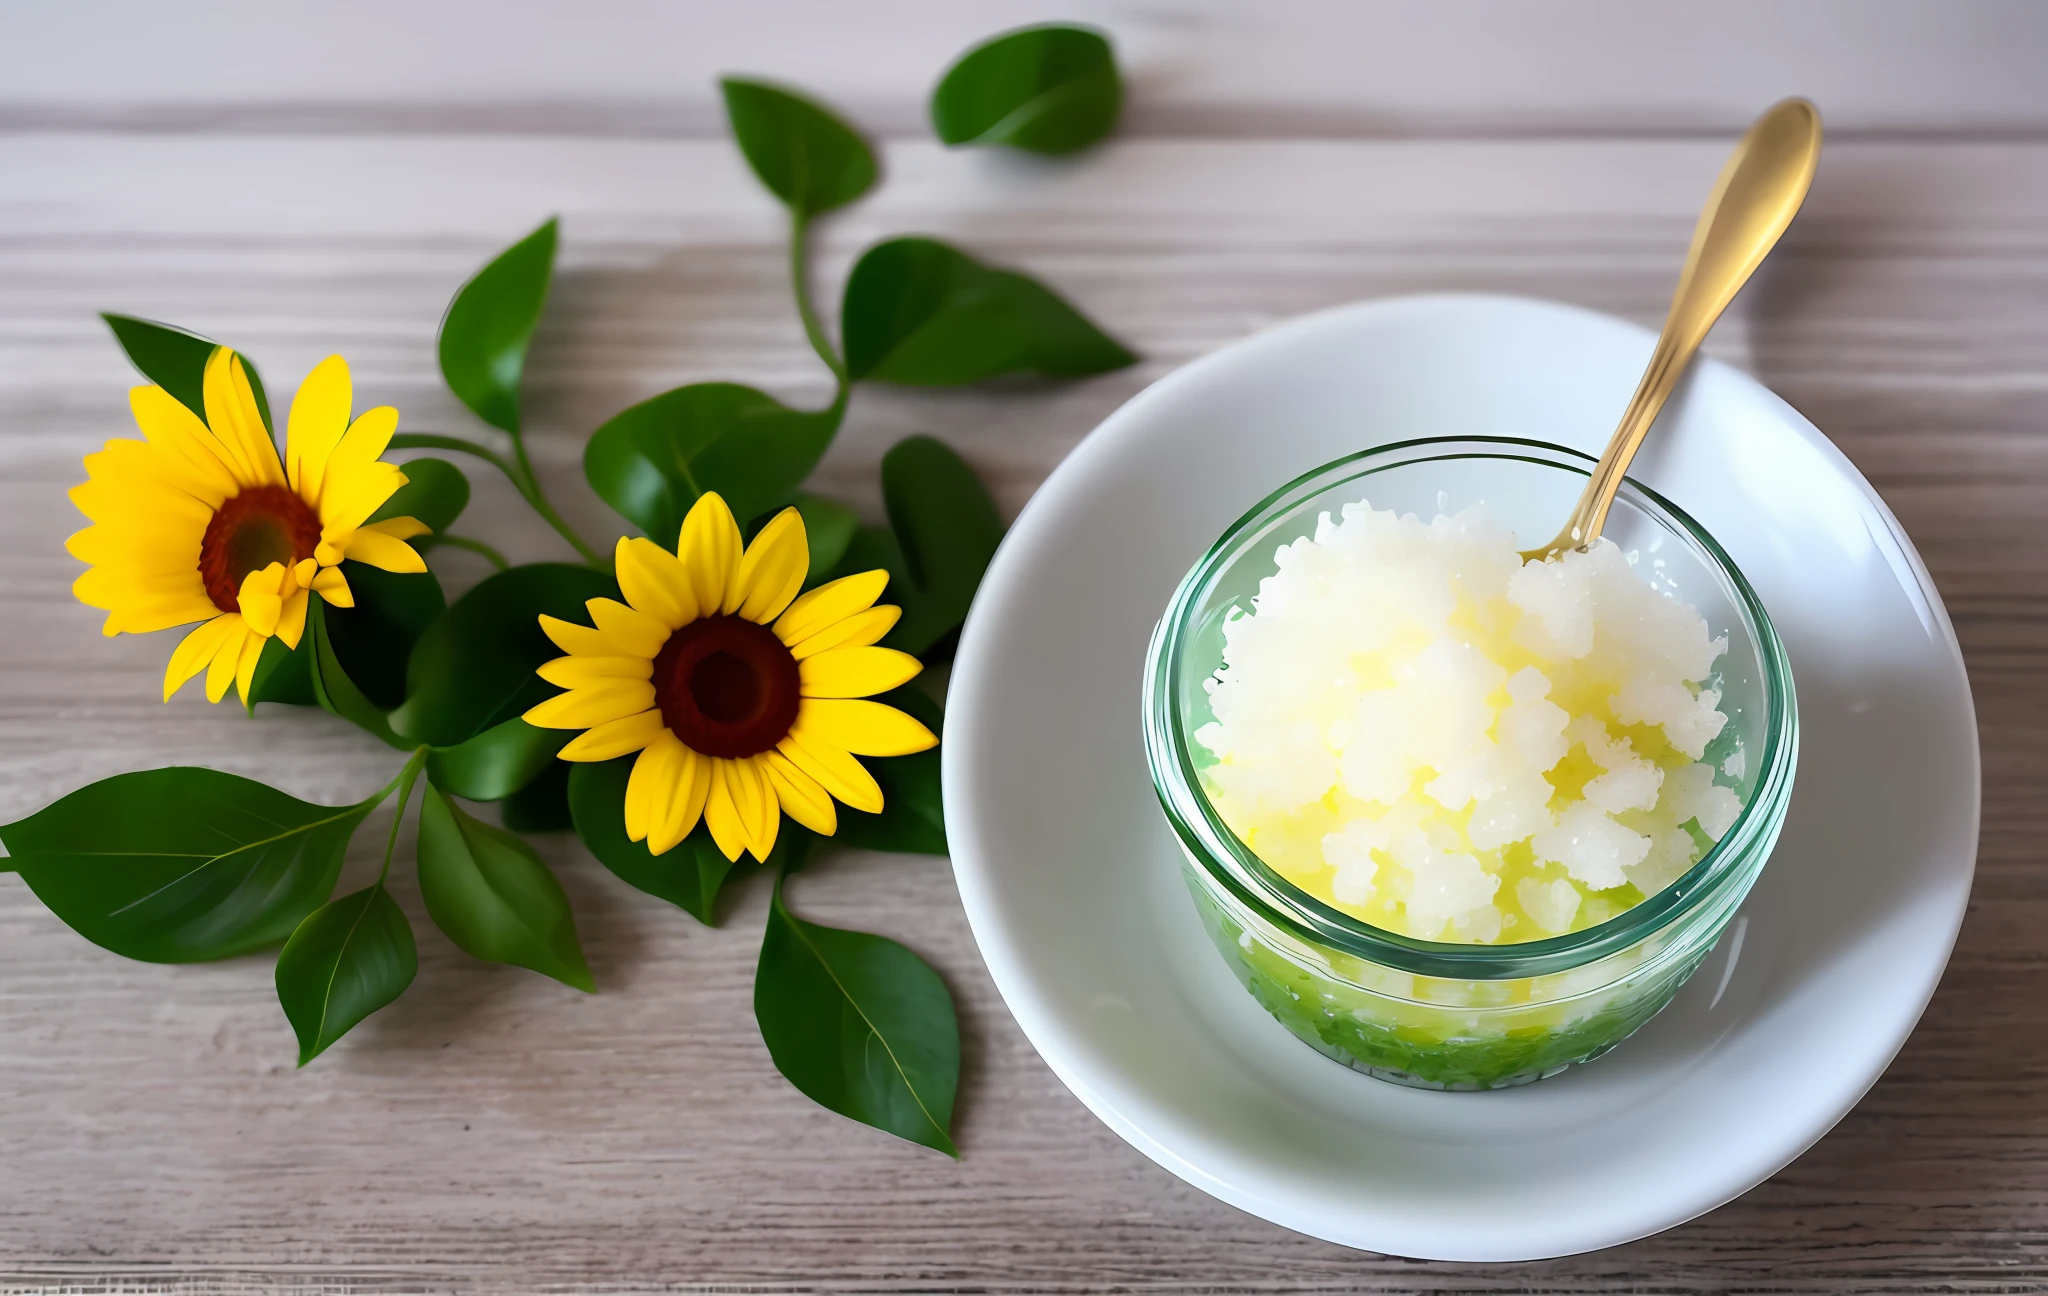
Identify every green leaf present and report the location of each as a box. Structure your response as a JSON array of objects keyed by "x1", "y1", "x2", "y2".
[
  {"x1": 275, "y1": 884, "x2": 417, "y2": 1066},
  {"x1": 567, "y1": 757, "x2": 755, "y2": 923},
  {"x1": 373, "y1": 457, "x2": 470, "y2": 534},
  {"x1": 389, "y1": 562, "x2": 617, "y2": 748},
  {"x1": 931, "y1": 25, "x2": 1121, "y2": 155},
  {"x1": 721, "y1": 79, "x2": 877, "y2": 217},
  {"x1": 835, "y1": 687, "x2": 947, "y2": 855},
  {"x1": 308, "y1": 564, "x2": 446, "y2": 747},
  {"x1": 426, "y1": 716, "x2": 570, "y2": 802},
  {"x1": 309, "y1": 598, "x2": 405, "y2": 747},
  {"x1": 438, "y1": 217, "x2": 558, "y2": 435},
  {"x1": 499, "y1": 761, "x2": 574, "y2": 833},
  {"x1": 755, "y1": 876, "x2": 959, "y2": 1154},
  {"x1": 835, "y1": 435, "x2": 1005, "y2": 658},
  {"x1": 416, "y1": 784, "x2": 593, "y2": 990},
  {"x1": 0, "y1": 768, "x2": 374, "y2": 963},
  {"x1": 102, "y1": 314, "x2": 275, "y2": 433},
  {"x1": 246, "y1": 633, "x2": 316, "y2": 712},
  {"x1": 325, "y1": 562, "x2": 447, "y2": 711},
  {"x1": 584, "y1": 383, "x2": 840, "y2": 543},
  {"x1": 793, "y1": 492, "x2": 858, "y2": 589},
  {"x1": 842, "y1": 237, "x2": 1135, "y2": 385}
]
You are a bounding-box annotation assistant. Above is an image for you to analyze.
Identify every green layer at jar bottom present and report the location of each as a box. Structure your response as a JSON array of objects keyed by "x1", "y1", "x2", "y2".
[{"x1": 1185, "y1": 872, "x2": 1714, "y2": 1091}]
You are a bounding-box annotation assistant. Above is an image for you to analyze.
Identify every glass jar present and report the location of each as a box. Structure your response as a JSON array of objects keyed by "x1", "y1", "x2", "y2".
[{"x1": 1142, "y1": 437, "x2": 1798, "y2": 1091}]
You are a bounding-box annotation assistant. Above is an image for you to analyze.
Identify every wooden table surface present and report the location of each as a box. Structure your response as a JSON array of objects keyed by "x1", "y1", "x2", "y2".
[{"x1": 2, "y1": 3, "x2": 2045, "y2": 1290}]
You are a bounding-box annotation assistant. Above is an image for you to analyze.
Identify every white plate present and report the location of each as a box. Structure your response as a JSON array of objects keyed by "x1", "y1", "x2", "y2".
[{"x1": 943, "y1": 294, "x2": 1979, "y2": 1261}]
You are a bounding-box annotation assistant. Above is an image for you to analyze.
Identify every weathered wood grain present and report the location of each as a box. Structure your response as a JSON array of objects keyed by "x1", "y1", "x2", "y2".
[
  {"x1": 0, "y1": 129, "x2": 2044, "y2": 1292},
  {"x1": 8, "y1": 0, "x2": 2048, "y2": 139}
]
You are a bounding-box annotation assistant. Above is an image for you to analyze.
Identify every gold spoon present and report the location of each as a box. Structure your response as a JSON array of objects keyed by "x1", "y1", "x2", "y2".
[{"x1": 1520, "y1": 97, "x2": 1823, "y2": 563}]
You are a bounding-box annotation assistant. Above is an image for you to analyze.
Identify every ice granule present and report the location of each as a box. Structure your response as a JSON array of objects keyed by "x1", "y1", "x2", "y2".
[
  {"x1": 1404, "y1": 849, "x2": 1501, "y2": 940},
  {"x1": 1533, "y1": 802, "x2": 1651, "y2": 891},
  {"x1": 1200, "y1": 500, "x2": 1742, "y2": 944},
  {"x1": 1662, "y1": 762, "x2": 1743, "y2": 841},
  {"x1": 1516, "y1": 876, "x2": 1584, "y2": 934}
]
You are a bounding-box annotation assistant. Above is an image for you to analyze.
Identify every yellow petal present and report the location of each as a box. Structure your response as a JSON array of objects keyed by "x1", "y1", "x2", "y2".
[
  {"x1": 66, "y1": 525, "x2": 202, "y2": 574},
  {"x1": 776, "y1": 731, "x2": 885, "y2": 815},
  {"x1": 762, "y1": 750, "x2": 837, "y2": 836},
  {"x1": 615, "y1": 536, "x2": 698, "y2": 629},
  {"x1": 69, "y1": 559, "x2": 211, "y2": 612},
  {"x1": 286, "y1": 354, "x2": 352, "y2": 502},
  {"x1": 315, "y1": 405, "x2": 401, "y2": 524},
  {"x1": 799, "y1": 646, "x2": 923, "y2": 700},
  {"x1": 726, "y1": 755, "x2": 779, "y2": 861},
  {"x1": 363, "y1": 515, "x2": 431, "y2": 541},
  {"x1": 342, "y1": 526, "x2": 427, "y2": 573},
  {"x1": 774, "y1": 569, "x2": 890, "y2": 646},
  {"x1": 233, "y1": 623, "x2": 267, "y2": 704},
  {"x1": 703, "y1": 761, "x2": 749, "y2": 862},
  {"x1": 163, "y1": 614, "x2": 237, "y2": 701},
  {"x1": 733, "y1": 507, "x2": 809, "y2": 623},
  {"x1": 539, "y1": 613, "x2": 618, "y2": 658},
  {"x1": 204, "y1": 620, "x2": 250, "y2": 703},
  {"x1": 110, "y1": 598, "x2": 222, "y2": 636},
  {"x1": 653, "y1": 745, "x2": 712, "y2": 856},
  {"x1": 537, "y1": 655, "x2": 653, "y2": 689},
  {"x1": 236, "y1": 561, "x2": 290, "y2": 637},
  {"x1": 201, "y1": 349, "x2": 285, "y2": 489},
  {"x1": 629, "y1": 733, "x2": 699, "y2": 855},
  {"x1": 789, "y1": 604, "x2": 901, "y2": 660},
  {"x1": 99, "y1": 601, "x2": 218, "y2": 637},
  {"x1": 311, "y1": 566, "x2": 354, "y2": 608},
  {"x1": 794, "y1": 698, "x2": 937, "y2": 758},
  {"x1": 72, "y1": 565, "x2": 213, "y2": 629},
  {"x1": 557, "y1": 709, "x2": 667, "y2": 761},
  {"x1": 586, "y1": 598, "x2": 672, "y2": 660},
  {"x1": 275, "y1": 587, "x2": 310, "y2": 650},
  {"x1": 75, "y1": 566, "x2": 216, "y2": 634},
  {"x1": 65, "y1": 512, "x2": 200, "y2": 571},
  {"x1": 585, "y1": 597, "x2": 671, "y2": 655},
  {"x1": 123, "y1": 388, "x2": 237, "y2": 505},
  {"x1": 523, "y1": 680, "x2": 657, "y2": 730},
  {"x1": 70, "y1": 459, "x2": 216, "y2": 531},
  {"x1": 678, "y1": 492, "x2": 742, "y2": 616},
  {"x1": 624, "y1": 734, "x2": 681, "y2": 842},
  {"x1": 317, "y1": 459, "x2": 407, "y2": 534}
]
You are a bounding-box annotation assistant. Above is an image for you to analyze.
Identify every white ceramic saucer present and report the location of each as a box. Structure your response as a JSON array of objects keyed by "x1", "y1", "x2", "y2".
[{"x1": 943, "y1": 294, "x2": 1979, "y2": 1261}]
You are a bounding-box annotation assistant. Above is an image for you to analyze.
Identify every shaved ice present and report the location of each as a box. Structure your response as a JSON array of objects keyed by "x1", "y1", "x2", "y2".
[{"x1": 1194, "y1": 500, "x2": 1744, "y2": 943}]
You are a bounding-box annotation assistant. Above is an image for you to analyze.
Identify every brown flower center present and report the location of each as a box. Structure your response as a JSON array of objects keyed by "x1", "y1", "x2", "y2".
[
  {"x1": 198, "y1": 486, "x2": 322, "y2": 613},
  {"x1": 652, "y1": 614, "x2": 801, "y2": 759}
]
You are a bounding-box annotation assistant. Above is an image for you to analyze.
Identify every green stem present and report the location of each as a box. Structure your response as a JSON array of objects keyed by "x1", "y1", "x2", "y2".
[
  {"x1": 507, "y1": 433, "x2": 607, "y2": 568},
  {"x1": 366, "y1": 745, "x2": 429, "y2": 813},
  {"x1": 790, "y1": 212, "x2": 851, "y2": 397},
  {"x1": 376, "y1": 748, "x2": 429, "y2": 886},
  {"x1": 388, "y1": 433, "x2": 516, "y2": 477},
  {"x1": 425, "y1": 534, "x2": 511, "y2": 571},
  {"x1": 388, "y1": 433, "x2": 606, "y2": 570}
]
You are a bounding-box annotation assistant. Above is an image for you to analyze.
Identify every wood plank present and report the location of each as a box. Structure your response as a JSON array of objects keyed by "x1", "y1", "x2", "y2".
[
  {"x1": 5, "y1": 1, "x2": 2048, "y2": 139},
  {"x1": 0, "y1": 135, "x2": 2044, "y2": 1290}
]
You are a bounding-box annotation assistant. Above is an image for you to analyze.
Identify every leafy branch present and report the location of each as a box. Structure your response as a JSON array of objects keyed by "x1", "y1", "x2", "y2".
[
  {"x1": 400, "y1": 218, "x2": 607, "y2": 568},
  {"x1": 9, "y1": 22, "x2": 1129, "y2": 1158}
]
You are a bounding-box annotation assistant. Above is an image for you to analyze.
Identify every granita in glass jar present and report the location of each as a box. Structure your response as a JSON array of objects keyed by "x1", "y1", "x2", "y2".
[{"x1": 1143, "y1": 438, "x2": 1796, "y2": 1090}]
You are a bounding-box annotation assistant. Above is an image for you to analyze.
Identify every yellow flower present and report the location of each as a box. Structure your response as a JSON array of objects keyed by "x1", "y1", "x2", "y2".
[
  {"x1": 68, "y1": 348, "x2": 430, "y2": 705},
  {"x1": 525, "y1": 492, "x2": 937, "y2": 863}
]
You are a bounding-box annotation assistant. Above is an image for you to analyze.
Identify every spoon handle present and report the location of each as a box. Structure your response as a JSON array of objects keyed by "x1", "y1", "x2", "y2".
[{"x1": 1537, "y1": 97, "x2": 1822, "y2": 558}]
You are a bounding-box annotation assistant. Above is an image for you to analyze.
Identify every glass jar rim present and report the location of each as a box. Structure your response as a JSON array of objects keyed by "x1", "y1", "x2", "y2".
[{"x1": 1143, "y1": 435, "x2": 1798, "y2": 980}]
